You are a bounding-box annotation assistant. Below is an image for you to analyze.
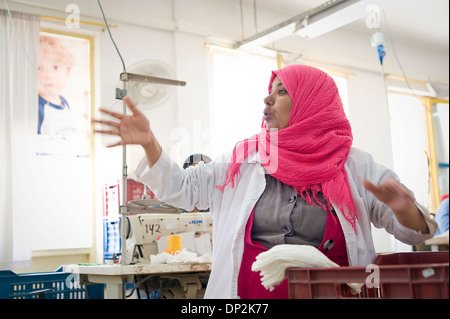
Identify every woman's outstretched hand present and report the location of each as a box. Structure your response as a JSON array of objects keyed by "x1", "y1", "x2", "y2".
[
  {"x1": 93, "y1": 96, "x2": 162, "y2": 167},
  {"x1": 93, "y1": 96, "x2": 152, "y2": 148}
]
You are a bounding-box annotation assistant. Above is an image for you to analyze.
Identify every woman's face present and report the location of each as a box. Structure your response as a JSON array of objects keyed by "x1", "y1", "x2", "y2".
[{"x1": 263, "y1": 76, "x2": 293, "y2": 131}]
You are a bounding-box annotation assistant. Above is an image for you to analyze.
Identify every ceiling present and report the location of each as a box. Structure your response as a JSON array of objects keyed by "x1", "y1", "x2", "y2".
[
  {"x1": 4, "y1": 0, "x2": 449, "y2": 84},
  {"x1": 257, "y1": 0, "x2": 448, "y2": 52},
  {"x1": 6, "y1": 0, "x2": 448, "y2": 50}
]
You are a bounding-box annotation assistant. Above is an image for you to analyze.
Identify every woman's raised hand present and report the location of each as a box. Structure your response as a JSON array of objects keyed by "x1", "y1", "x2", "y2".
[{"x1": 93, "y1": 96, "x2": 152, "y2": 148}]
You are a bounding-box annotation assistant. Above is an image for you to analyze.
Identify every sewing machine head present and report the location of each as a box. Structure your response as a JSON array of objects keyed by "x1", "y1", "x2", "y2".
[{"x1": 121, "y1": 211, "x2": 213, "y2": 264}]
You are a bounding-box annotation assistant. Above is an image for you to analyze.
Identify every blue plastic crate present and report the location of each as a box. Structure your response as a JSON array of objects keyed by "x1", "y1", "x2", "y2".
[{"x1": 0, "y1": 266, "x2": 104, "y2": 299}]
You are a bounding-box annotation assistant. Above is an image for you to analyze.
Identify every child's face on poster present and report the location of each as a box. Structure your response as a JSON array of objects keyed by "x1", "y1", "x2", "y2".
[{"x1": 38, "y1": 53, "x2": 71, "y2": 102}]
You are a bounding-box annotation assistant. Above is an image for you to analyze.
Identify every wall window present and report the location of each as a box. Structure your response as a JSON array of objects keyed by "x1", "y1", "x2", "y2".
[
  {"x1": 425, "y1": 98, "x2": 449, "y2": 209},
  {"x1": 209, "y1": 47, "x2": 277, "y2": 157},
  {"x1": 332, "y1": 74, "x2": 350, "y2": 119},
  {"x1": 434, "y1": 102, "x2": 449, "y2": 195},
  {"x1": 388, "y1": 94, "x2": 430, "y2": 208}
]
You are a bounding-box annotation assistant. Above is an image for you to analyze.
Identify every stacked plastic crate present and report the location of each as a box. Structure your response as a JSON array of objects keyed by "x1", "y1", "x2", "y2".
[
  {"x1": 287, "y1": 251, "x2": 449, "y2": 299},
  {"x1": 102, "y1": 179, "x2": 157, "y2": 261}
]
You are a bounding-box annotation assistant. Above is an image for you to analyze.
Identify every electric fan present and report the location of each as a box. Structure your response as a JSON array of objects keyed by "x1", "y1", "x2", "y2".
[{"x1": 119, "y1": 60, "x2": 178, "y2": 109}]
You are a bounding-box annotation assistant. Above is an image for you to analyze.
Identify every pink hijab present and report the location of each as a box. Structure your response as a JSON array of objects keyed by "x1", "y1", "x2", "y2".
[{"x1": 218, "y1": 64, "x2": 357, "y2": 231}]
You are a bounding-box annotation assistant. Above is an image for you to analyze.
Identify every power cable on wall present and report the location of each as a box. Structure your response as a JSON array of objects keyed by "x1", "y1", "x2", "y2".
[{"x1": 97, "y1": 0, "x2": 126, "y2": 71}]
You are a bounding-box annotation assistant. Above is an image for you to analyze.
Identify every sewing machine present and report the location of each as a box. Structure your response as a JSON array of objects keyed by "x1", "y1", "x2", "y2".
[
  {"x1": 121, "y1": 208, "x2": 213, "y2": 265},
  {"x1": 115, "y1": 208, "x2": 213, "y2": 298}
]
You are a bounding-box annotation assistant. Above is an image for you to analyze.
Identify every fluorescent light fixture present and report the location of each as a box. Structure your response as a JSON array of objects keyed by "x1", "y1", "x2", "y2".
[
  {"x1": 295, "y1": 0, "x2": 394, "y2": 38},
  {"x1": 236, "y1": 0, "x2": 398, "y2": 49}
]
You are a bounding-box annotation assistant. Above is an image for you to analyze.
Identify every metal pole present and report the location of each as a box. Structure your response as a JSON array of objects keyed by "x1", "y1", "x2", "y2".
[{"x1": 120, "y1": 76, "x2": 128, "y2": 266}]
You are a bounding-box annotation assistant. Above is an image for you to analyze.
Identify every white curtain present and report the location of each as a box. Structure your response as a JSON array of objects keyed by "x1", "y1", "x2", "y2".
[{"x1": 0, "y1": 9, "x2": 40, "y2": 270}]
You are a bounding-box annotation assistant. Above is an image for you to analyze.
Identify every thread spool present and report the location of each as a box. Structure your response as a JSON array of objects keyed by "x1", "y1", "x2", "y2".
[{"x1": 167, "y1": 235, "x2": 182, "y2": 255}]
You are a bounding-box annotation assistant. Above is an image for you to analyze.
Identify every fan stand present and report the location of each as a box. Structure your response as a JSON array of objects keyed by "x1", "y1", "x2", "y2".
[{"x1": 117, "y1": 69, "x2": 186, "y2": 266}]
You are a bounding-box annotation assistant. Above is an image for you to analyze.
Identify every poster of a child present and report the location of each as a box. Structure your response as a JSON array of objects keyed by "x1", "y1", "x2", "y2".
[{"x1": 37, "y1": 33, "x2": 91, "y2": 156}]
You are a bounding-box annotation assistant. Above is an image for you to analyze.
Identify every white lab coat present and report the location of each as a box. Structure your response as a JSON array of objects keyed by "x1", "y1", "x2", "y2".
[{"x1": 135, "y1": 147, "x2": 437, "y2": 299}]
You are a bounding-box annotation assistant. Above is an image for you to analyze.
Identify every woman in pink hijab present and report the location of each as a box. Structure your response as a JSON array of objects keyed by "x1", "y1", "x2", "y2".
[{"x1": 94, "y1": 64, "x2": 437, "y2": 299}]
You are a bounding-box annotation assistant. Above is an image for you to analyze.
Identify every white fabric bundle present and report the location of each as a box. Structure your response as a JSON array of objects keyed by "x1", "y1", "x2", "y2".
[
  {"x1": 150, "y1": 248, "x2": 212, "y2": 265},
  {"x1": 251, "y1": 244, "x2": 339, "y2": 291}
]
